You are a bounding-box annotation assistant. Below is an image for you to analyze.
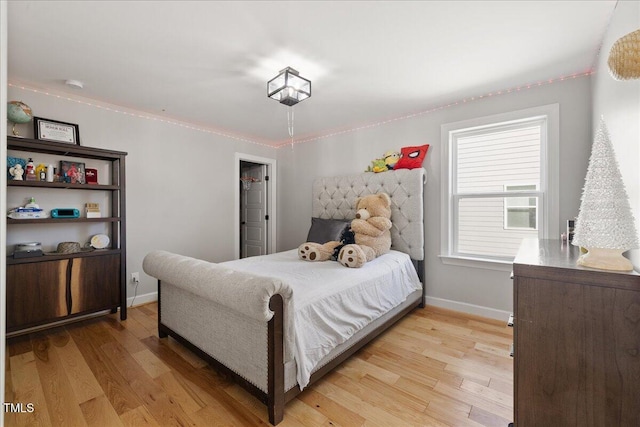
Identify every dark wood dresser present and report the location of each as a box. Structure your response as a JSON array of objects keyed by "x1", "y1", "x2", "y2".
[{"x1": 512, "y1": 238, "x2": 640, "y2": 426}]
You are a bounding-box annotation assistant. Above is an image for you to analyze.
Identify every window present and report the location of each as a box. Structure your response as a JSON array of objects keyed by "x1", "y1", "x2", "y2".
[
  {"x1": 440, "y1": 105, "x2": 559, "y2": 269},
  {"x1": 504, "y1": 184, "x2": 538, "y2": 230}
]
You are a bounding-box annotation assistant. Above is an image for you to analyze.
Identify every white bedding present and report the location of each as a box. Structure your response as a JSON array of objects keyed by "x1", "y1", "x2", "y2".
[{"x1": 222, "y1": 249, "x2": 422, "y2": 389}]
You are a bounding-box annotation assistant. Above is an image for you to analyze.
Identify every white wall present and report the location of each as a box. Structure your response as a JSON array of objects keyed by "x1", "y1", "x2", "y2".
[
  {"x1": 1, "y1": 0, "x2": 8, "y2": 421},
  {"x1": 6, "y1": 85, "x2": 277, "y2": 303},
  {"x1": 591, "y1": 0, "x2": 640, "y2": 269},
  {"x1": 6, "y1": 73, "x2": 593, "y2": 320},
  {"x1": 278, "y1": 76, "x2": 592, "y2": 319}
]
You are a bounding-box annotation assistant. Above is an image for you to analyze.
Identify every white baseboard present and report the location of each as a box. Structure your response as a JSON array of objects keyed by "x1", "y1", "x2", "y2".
[
  {"x1": 424, "y1": 296, "x2": 511, "y2": 321},
  {"x1": 124, "y1": 291, "x2": 509, "y2": 321},
  {"x1": 127, "y1": 291, "x2": 158, "y2": 308}
]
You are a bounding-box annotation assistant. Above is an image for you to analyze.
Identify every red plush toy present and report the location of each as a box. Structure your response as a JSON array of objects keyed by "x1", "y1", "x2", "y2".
[{"x1": 394, "y1": 144, "x2": 429, "y2": 170}]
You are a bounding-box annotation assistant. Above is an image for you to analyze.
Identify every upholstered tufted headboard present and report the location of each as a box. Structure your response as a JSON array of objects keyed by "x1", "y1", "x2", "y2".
[{"x1": 312, "y1": 168, "x2": 426, "y2": 261}]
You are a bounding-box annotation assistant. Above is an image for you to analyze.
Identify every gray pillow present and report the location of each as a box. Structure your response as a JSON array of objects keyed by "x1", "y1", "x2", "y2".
[{"x1": 306, "y1": 217, "x2": 351, "y2": 244}]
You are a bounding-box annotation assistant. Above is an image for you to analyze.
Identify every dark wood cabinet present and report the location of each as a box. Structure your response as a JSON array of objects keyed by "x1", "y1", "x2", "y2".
[
  {"x1": 6, "y1": 259, "x2": 69, "y2": 329},
  {"x1": 69, "y1": 254, "x2": 121, "y2": 315},
  {"x1": 6, "y1": 136, "x2": 127, "y2": 335},
  {"x1": 6, "y1": 254, "x2": 120, "y2": 332},
  {"x1": 513, "y1": 238, "x2": 640, "y2": 426}
]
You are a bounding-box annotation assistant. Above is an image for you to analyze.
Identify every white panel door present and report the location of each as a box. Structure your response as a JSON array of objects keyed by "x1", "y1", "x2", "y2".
[{"x1": 241, "y1": 165, "x2": 267, "y2": 258}]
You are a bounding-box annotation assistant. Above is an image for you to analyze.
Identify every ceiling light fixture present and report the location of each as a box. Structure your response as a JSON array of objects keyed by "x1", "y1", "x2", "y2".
[
  {"x1": 65, "y1": 79, "x2": 84, "y2": 89},
  {"x1": 607, "y1": 29, "x2": 640, "y2": 80},
  {"x1": 267, "y1": 67, "x2": 311, "y2": 106}
]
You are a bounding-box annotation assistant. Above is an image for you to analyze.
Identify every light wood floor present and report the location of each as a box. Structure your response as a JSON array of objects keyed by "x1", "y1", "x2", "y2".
[{"x1": 5, "y1": 303, "x2": 513, "y2": 426}]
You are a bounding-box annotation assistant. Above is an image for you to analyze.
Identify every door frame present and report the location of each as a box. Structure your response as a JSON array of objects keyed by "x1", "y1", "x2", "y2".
[
  {"x1": 234, "y1": 153, "x2": 277, "y2": 259},
  {"x1": 1, "y1": 1, "x2": 8, "y2": 414}
]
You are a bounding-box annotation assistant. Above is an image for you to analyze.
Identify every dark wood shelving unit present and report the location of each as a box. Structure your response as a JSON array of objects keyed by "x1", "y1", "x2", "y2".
[
  {"x1": 8, "y1": 180, "x2": 119, "y2": 190},
  {"x1": 7, "y1": 249, "x2": 122, "y2": 265},
  {"x1": 7, "y1": 217, "x2": 120, "y2": 225},
  {"x1": 6, "y1": 136, "x2": 128, "y2": 335}
]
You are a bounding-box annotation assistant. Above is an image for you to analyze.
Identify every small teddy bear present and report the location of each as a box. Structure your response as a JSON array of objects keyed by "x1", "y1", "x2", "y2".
[{"x1": 298, "y1": 192, "x2": 393, "y2": 268}]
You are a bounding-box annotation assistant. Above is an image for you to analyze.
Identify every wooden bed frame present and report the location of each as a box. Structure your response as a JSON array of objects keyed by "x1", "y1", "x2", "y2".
[
  {"x1": 157, "y1": 274, "x2": 424, "y2": 424},
  {"x1": 155, "y1": 169, "x2": 426, "y2": 424}
]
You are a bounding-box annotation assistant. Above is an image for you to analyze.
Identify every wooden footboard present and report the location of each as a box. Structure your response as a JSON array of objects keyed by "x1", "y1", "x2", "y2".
[
  {"x1": 267, "y1": 294, "x2": 285, "y2": 424},
  {"x1": 157, "y1": 279, "x2": 422, "y2": 425}
]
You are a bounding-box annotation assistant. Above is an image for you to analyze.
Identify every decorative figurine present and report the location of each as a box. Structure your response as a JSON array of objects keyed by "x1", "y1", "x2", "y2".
[
  {"x1": 25, "y1": 158, "x2": 36, "y2": 181},
  {"x1": 9, "y1": 164, "x2": 24, "y2": 180}
]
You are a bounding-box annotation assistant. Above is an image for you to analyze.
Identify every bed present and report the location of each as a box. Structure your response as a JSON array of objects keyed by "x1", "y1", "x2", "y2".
[{"x1": 142, "y1": 168, "x2": 426, "y2": 425}]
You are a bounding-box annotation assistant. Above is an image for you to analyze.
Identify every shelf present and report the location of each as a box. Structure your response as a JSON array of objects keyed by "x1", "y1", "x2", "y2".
[
  {"x1": 8, "y1": 136, "x2": 127, "y2": 160},
  {"x1": 6, "y1": 133, "x2": 128, "y2": 330},
  {"x1": 7, "y1": 217, "x2": 120, "y2": 225},
  {"x1": 7, "y1": 248, "x2": 121, "y2": 265},
  {"x1": 8, "y1": 180, "x2": 119, "y2": 191}
]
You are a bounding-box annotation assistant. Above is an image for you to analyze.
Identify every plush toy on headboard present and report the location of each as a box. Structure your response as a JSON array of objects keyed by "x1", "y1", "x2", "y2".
[
  {"x1": 365, "y1": 150, "x2": 401, "y2": 173},
  {"x1": 298, "y1": 193, "x2": 392, "y2": 268}
]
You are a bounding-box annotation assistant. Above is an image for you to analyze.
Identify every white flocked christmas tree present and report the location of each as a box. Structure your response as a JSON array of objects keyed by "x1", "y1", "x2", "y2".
[{"x1": 572, "y1": 117, "x2": 639, "y2": 271}]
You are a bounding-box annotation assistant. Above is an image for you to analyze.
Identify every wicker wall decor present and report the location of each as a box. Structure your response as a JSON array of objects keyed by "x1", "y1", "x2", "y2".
[{"x1": 608, "y1": 29, "x2": 640, "y2": 80}]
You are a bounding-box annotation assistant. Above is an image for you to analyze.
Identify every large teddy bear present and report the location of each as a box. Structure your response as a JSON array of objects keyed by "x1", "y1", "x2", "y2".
[{"x1": 298, "y1": 193, "x2": 393, "y2": 268}]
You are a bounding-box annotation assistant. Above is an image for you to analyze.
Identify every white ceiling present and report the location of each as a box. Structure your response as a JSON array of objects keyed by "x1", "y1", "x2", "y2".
[{"x1": 8, "y1": 1, "x2": 616, "y2": 147}]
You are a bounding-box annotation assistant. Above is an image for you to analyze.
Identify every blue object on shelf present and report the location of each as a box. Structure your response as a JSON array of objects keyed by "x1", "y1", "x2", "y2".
[{"x1": 7, "y1": 156, "x2": 27, "y2": 180}]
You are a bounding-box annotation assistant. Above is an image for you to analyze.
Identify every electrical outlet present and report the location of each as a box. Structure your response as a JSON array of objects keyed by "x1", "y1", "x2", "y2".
[{"x1": 131, "y1": 272, "x2": 140, "y2": 284}]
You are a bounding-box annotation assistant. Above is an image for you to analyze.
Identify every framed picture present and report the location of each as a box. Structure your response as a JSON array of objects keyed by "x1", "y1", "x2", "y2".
[
  {"x1": 33, "y1": 117, "x2": 80, "y2": 145},
  {"x1": 59, "y1": 160, "x2": 86, "y2": 184}
]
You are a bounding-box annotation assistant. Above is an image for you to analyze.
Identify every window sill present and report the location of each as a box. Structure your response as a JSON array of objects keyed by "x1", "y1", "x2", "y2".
[{"x1": 439, "y1": 254, "x2": 514, "y2": 272}]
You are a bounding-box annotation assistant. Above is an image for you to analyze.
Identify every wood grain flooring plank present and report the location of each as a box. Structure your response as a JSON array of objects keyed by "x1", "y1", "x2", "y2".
[
  {"x1": 6, "y1": 303, "x2": 514, "y2": 426},
  {"x1": 421, "y1": 347, "x2": 510, "y2": 382},
  {"x1": 394, "y1": 376, "x2": 473, "y2": 418},
  {"x1": 5, "y1": 349, "x2": 15, "y2": 403},
  {"x1": 164, "y1": 336, "x2": 208, "y2": 369},
  {"x1": 357, "y1": 373, "x2": 427, "y2": 414},
  {"x1": 298, "y1": 388, "x2": 365, "y2": 427},
  {"x1": 98, "y1": 339, "x2": 200, "y2": 427},
  {"x1": 119, "y1": 406, "x2": 161, "y2": 427},
  {"x1": 67, "y1": 322, "x2": 143, "y2": 416},
  {"x1": 279, "y1": 398, "x2": 333, "y2": 427},
  {"x1": 184, "y1": 378, "x2": 260, "y2": 426},
  {"x1": 129, "y1": 377, "x2": 200, "y2": 427},
  {"x1": 30, "y1": 334, "x2": 88, "y2": 427},
  {"x1": 118, "y1": 314, "x2": 154, "y2": 340},
  {"x1": 127, "y1": 308, "x2": 158, "y2": 336},
  {"x1": 374, "y1": 343, "x2": 464, "y2": 387},
  {"x1": 460, "y1": 378, "x2": 513, "y2": 409},
  {"x1": 424, "y1": 402, "x2": 487, "y2": 427},
  {"x1": 9, "y1": 351, "x2": 53, "y2": 427},
  {"x1": 311, "y1": 376, "x2": 409, "y2": 427},
  {"x1": 139, "y1": 336, "x2": 230, "y2": 390},
  {"x1": 99, "y1": 340, "x2": 203, "y2": 427},
  {"x1": 7, "y1": 334, "x2": 33, "y2": 357},
  {"x1": 103, "y1": 316, "x2": 148, "y2": 354},
  {"x1": 334, "y1": 354, "x2": 400, "y2": 385},
  {"x1": 487, "y1": 376, "x2": 513, "y2": 395},
  {"x1": 433, "y1": 381, "x2": 513, "y2": 421},
  {"x1": 222, "y1": 382, "x2": 290, "y2": 427},
  {"x1": 329, "y1": 372, "x2": 438, "y2": 426},
  {"x1": 140, "y1": 336, "x2": 265, "y2": 426},
  {"x1": 154, "y1": 371, "x2": 206, "y2": 414},
  {"x1": 136, "y1": 304, "x2": 158, "y2": 319},
  {"x1": 443, "y1": 364, "x2": 492, "y2": 387},
  {"x1": 468, "y1": 405, "x2": 512, "y2": 427},
  {"x1": 191, "y1": 405, "x2": 241, "y2": 427},
  {"x1": 132, "y1": 348, "x2": 172, "y2": 379},
  {"x1": 80, "y1": 395, "x2": 124, "y2": 427},
  {"x1": 51, "y1": 332, "x2": 104, "y2": 404}
]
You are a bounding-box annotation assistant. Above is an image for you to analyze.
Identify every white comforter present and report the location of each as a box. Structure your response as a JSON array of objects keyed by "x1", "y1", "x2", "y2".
[{"x1": 222, "y1": 249, "x2": 422, "y2": 389}]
